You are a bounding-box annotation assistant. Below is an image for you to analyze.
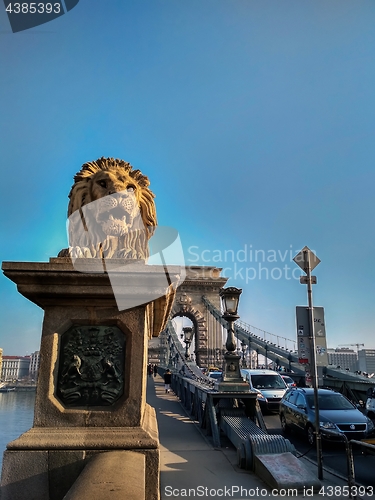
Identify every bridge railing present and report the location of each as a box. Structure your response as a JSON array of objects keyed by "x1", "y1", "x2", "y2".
[
  {"x1": 167, "y1": 370, "x2": 265, "y2": 448},
  {"x1": 322, "y1": 431, "x2": 375, "y2": 499}
]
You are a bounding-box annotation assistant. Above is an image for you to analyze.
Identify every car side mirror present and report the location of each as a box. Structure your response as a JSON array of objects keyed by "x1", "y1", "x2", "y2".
[{"x1": 297, "y1": 404, "x2": 307, "y2": 411}]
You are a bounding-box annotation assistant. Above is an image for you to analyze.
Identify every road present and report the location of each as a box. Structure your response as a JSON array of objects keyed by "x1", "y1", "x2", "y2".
[{"x1": 263, "y1": 413, "x2": 375, "y2": 488}]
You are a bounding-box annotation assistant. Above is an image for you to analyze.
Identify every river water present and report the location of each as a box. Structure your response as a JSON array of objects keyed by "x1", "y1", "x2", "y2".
[{"x1": 0, "y1": 391, "x2": 35, "y2": 470}]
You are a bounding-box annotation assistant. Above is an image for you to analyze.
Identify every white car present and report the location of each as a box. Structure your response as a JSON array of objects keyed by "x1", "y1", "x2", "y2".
[{"x1": 240, "y1": 369, "x2": 288, "y2": 412}]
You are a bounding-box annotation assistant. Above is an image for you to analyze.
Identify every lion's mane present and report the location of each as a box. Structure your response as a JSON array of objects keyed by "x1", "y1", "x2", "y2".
[{"x1": 59, "y1": 157, "x2": 157, "y2": 259}]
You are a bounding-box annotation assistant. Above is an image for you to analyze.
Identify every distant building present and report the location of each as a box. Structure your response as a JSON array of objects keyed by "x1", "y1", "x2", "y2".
[
  {"x1": 29, "y1": 351, "x2": 40, "y2": 380},
  {"x1": 1, "y1": 356, "x2": 30, "y2": 381},
  {"x1": 0, "y1": 348, "x2": 3, "y2": 379},
  {"x1": 358, "y1": 349, "x2": 375, "y2": 376},
  {"x1": 327, "y1": 348, "x2": 358, "y2": 372}
]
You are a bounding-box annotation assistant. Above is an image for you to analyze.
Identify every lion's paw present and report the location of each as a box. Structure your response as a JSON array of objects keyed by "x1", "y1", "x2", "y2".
[{"x1": 68, "y1": 246, "x2": 95, "y2": 258}]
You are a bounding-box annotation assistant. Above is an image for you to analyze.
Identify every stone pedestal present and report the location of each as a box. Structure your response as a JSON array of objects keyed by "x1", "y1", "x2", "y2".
[
  {"x1": 215, "y1": 352, "x2": 250, "y2": 392},
  {"x1": 1, "y1": 258, "x2": 182, "y2": 500}
]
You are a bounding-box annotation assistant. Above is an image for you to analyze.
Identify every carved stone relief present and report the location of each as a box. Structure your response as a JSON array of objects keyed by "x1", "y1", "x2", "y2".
[{"x1": 57, "y1": 325, "x2": 125, "y2": 407}]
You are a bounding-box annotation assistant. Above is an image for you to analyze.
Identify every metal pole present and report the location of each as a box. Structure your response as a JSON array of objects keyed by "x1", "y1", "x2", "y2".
[
  {"x1": 305, "y1": 249, "x2": 323, "y2": 480},
  {"x1": 248, "y1": 337, "x2": 252, "y2": 369}
]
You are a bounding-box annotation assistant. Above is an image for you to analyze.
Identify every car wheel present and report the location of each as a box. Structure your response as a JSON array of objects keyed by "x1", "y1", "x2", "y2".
[
  {"x1": 306, "y1": 424, "x2": 315, "y2": 446},
  {"x1": 280, "y1": 414, "x2": 290, "y2": 434}
]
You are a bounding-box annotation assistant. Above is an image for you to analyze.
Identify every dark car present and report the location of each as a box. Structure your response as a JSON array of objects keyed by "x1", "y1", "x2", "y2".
[{"x1": 279, "y1": 387, "x2": 375, "y2": 445}]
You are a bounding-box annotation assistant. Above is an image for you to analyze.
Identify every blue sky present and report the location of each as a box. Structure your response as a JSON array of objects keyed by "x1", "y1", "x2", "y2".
[{"x1": 1, "y1": 0, "x2": 375, "y2": 355}]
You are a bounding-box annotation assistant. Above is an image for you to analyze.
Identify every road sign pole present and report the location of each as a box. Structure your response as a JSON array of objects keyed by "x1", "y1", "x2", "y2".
[{"x1": 304, "y1": 249, "x2": 323, "y2": 480}]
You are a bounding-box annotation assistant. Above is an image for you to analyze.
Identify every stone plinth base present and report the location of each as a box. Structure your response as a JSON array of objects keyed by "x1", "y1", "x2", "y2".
[
  {"x1": 0, "y1": 260, "x2": 180, "y2": 500},
  {"x1": 1, "y1": 404, "x2": 159, "y2": 500},
  {"x1": 214, "y1": 381, "x2": 250, "y2": 392},
  {"x1": 63, "y1": 451, "x2": 146, "y2": 500}
]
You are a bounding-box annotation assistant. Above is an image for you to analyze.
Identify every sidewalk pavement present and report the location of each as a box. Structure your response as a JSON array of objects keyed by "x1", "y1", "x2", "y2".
[{"x1": 146, "y1": 374, "x2": 350, "y2": 500}]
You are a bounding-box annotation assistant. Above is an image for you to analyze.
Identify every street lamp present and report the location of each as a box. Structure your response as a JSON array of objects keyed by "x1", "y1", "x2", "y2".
[
  {"x1": 216, "y1": 287, "x2": 249, "y2": 392},
  {"x1": 241, "y1": 341, "x2": 247, "y2": 368},
  {"x1": 182, "y1": 326, "x2": 194, "y2": 360},
  {"x1": 220, "y1": 286, "x2": 241, "y2": 350}
]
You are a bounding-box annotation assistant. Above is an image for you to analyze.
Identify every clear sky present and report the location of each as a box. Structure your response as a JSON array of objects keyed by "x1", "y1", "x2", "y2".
[{"x1": 1, "y1": 0, "x2": 375, "y2": 356}]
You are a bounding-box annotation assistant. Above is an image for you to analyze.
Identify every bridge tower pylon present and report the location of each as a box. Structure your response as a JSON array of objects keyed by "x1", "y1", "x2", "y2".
[{"x1": 170, "y1": 266, "x2": 228, "y2": 368}]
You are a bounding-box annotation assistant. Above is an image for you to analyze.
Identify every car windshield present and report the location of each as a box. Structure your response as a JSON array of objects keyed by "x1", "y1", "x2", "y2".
[
  {"x1": 306, "y1": 393, "x2": 355, "y2": 410},
  {"x1": 251, "y1": 375, "x2": 286, "y2": 389}
]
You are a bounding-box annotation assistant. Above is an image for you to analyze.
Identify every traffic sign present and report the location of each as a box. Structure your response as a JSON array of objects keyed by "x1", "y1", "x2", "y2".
[
  {"x1": 296, "y1": 306, "x2": 328, "y2": 367},
  {"x1": 300, "y1": 276, "x2": 317, "y2": 285},
  {"x1": 293, "y1": 246, "x2": 321, "y2": 273}
]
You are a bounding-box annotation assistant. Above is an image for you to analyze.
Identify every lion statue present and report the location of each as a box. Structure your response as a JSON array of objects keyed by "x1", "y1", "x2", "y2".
[
  {"x1": 58, "y1": 157, "x2": 178, "y2": 336},
  {"x1": 59, "y1": 157, "x2": 157, "y2": 259}
]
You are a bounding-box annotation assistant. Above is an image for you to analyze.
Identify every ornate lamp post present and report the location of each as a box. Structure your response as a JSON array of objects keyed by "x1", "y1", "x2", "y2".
[
  {"x1": 241, "y1": 340, "x2": 247, "y2": 368},
  {"x1": 215, "y1": 287, "x2": 249, "y2": 392},
  {"x1": 182, "y1": 326, "x2": 194, "y2": 360}
]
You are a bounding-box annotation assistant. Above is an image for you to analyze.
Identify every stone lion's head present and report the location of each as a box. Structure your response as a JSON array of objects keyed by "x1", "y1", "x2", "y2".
[{"x1": 60, "y1": 157, "x2": 157, "y2": 259}]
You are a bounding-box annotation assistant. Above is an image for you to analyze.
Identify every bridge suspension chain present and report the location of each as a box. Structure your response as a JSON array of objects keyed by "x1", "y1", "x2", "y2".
[
  {"x1": 201, "y1": 296, "x2": 302, "y2": 373},
  {"x1": 201, "y1": 296, "x2": 297, "y2": 350}
]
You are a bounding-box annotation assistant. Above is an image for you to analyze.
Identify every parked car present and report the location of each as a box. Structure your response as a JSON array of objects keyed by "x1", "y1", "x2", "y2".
[
  {"x1": 279, "y1": 387, "x2": 375, "y2": 445},
  {"x1": 240, "y1": 369, "x2": 288, "y2": 412},
  {"x1": 281, "y1": 375, "x2": 297, "y2": 388}
]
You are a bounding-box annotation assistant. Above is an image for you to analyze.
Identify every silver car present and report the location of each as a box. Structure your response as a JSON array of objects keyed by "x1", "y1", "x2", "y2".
[{"x1": 241, "y1": 369, "x2": 288, "y2": 412}]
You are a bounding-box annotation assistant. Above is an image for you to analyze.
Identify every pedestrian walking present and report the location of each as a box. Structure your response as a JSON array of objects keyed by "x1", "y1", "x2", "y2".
[
  {"x1": 163, "y1": 369, "x2": 172, "y2": 393},
  {"x1": 153, "y1": 364, "x2": 158, "y2": 377}
]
